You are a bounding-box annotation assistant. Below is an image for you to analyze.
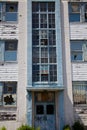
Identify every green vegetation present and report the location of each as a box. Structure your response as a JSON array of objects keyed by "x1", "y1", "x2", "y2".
[
  {"x1": 0, "y1": 126, "x2": 6, "y2": 130},
  {"x1": 63, "y1": 125, "x2": 71, "y2": 130},
  {"x1": 72, "y1": 121, "x2": 84, "y2": 130},
  {"x1": 17, "y1": 125, "x2": 40, "y2": 130}
]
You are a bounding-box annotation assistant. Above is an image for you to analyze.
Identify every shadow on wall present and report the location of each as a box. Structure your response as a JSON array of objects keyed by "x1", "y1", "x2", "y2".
[{"x1": 61, "y1": 1, "x2": 87, "y2": 130}]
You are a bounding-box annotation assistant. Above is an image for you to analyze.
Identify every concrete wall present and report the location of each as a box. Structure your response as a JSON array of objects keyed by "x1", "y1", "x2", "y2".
[
  {"x1": 61, "y1": 0, "x2": 74, "y2": 126},
  {"x1": 0, "y1": 0, "x2": 27, "y2": 130},
  {"x1": 17, "y1": 0, "x2": 27, "y2": 125}
]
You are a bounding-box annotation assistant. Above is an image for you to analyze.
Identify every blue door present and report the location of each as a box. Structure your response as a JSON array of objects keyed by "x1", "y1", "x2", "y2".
[{"x1": 34, "y1": 92, "x2": 56, "y2": 130}]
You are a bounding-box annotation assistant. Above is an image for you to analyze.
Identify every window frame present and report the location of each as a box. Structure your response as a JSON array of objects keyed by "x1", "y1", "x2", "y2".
[
  {"x1": 0, "y1": 2, "x2": 18, "y2": 22},
  {"x1": 0, "y1": 40, "x2": 18, "y2": 63},
  {"x1": 0, "y1": 82, "x2": 17, "y2": 107},
  {"x1": 70, "y1": 40, "x2": 87, "y2": 62},
  {"x1": 72, "y1": 81, "x2": 87, "y2": 106},
  {"x1": 69, "y1": 2, "x2": 87, "y2": 22},
  {"x1": 32, "y1": 2, "x2": 57, "y2": 83}
]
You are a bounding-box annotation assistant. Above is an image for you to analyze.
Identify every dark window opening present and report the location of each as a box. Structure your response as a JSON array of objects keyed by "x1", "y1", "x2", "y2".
[
  {"x1": 46, "y1": 105, "x2": 54, "y2": 114},
  {"x1": 41, "y1": 39, "x2": 48, "y2": 45},
  {"x1": 36, "y1": 105, "x2": 44, "y2": 114}
]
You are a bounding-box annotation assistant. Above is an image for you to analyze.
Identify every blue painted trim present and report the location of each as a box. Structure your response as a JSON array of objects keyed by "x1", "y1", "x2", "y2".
[
  {"x1": 28, "y1": 83, "x2": 64, "y2": 89},
  {"x1": 27, "y1": 0, "x2": 32, "y2": 126},
  {"x1": 32, "y1": 0, "x2": 55, "y2": 1},
  {"x1": 27, "y1": 0, "x2": 63, "y2": 88},
  {"x1": 27, "y1": 0, "x2": 32, "y2": 86},
  {"x1": 26, "y1": 91, "x2": 32, "y2": 126},
  {"x1": 58, "y1": 91, "x2": 65, "y2": 130},
  {"x1": 0, "y1": 83, "x2": 3, "y2": 106},
  {"x1": 55, "y1": 0, "x2": 63, "y2": 86},
  {"x1": 0, "y1": 41, "x2": 4, "y2": 62}
]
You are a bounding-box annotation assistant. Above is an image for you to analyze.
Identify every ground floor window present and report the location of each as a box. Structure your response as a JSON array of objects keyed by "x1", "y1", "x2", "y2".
[
  {"x1": 0, "y1": 82, "x2": 17, "y2": 106},
  {"x1": 72, "y1": 81, "x2": 87, "y2": 105}
]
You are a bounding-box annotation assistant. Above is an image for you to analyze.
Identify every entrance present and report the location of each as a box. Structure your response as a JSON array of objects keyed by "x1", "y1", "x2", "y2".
[{"x1": 34, "y1": 92, "x2": 56, "y2": 130}]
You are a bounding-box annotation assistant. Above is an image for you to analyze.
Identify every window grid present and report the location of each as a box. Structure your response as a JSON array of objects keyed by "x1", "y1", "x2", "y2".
[{"x1": 32, "y1": 2, "x2": 57, "y2": 82}]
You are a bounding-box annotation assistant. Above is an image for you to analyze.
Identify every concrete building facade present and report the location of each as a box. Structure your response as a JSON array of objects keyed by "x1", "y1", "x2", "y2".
[{"x1": 0, "y1": 0, "x2": 87, "y2": 130}]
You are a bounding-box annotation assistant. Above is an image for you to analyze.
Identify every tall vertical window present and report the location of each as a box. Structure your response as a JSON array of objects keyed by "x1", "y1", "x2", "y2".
[{"x1": 32, "y1": 2, "x2": 57, "y2": 82}]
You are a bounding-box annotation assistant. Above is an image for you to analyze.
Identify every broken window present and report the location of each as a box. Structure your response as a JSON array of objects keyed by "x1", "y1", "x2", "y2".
[
  {"x1": 69, "y1": 2, "x2": 87, "y2": 22},
  {"x1": 70, "y1": 40, "x2": 87, "y2": 61},
  {"x1": 0, "y1": 2, "x2": 18, "y2": 22},
  {"x1": 32, "y1": 2, "x2": 57, "y2": 82},
  {"x1": 0, "y1": 82, "x2": 17, "y2": 106}
]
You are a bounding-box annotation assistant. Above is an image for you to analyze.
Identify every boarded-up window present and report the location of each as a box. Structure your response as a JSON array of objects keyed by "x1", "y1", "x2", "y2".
[{"x1": 73, "y1": 81, "x2": 87, "y2": 105}]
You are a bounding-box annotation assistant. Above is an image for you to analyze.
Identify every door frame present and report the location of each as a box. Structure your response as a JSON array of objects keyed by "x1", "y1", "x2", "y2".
[{"x1": 32, "y1": 91, "x2": 58, "y2": 130}]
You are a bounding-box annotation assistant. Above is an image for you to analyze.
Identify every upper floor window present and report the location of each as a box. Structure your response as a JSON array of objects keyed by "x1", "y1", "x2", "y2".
[
  {"x1": 32, "y1": 2, "x2": 55, "y2": 29},
  {"x1": 0, "y1": 82, "x2": 17, "y2": 106},
  {"x1": 0, "y1": 40, "x2": 18, "y2": 62},
  {"x1": 69, "y1": 2, "x2": 87, "y2": 22},
  {"x1": 0, "y1": 2, "x2": 18, "y2": 22},
  {"x1": 73, "y1": 81, "x2": 87, "y2": 105},
  {"x1": 70, "y1": 40, "x2": 87, "y2": 62}
]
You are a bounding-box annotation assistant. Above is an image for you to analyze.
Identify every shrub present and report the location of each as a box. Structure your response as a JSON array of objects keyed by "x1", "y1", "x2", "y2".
[
  {"x1": 17, "y1": 125, "x2": 34, "y2": 130},
  {"x1": 17, "y1": 125, "x2": 40, "y2": 130},
  {"x1": 0, "y1": 126, "x2": 6, "y2": 130},
  {"x1": 72, "y1": 121, "x2": 84, "y2": 130},
  {"x1": 35, "y1": 128, "x2": 40, "y2": 130},
  {"x1": 63, "y1": 125, "x2": 71, "y2": 130}
]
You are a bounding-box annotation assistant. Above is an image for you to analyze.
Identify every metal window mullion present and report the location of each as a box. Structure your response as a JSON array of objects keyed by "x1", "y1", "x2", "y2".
[
  {"x1": 0, "y1": 3, "x2": 2, "y2": 21},
  {"x1": 46, "y1": 3, "x2": 48, "y2": 29},
  {"x1": 47, "y1": 6, "x2": 50, "y2": 82},
  {"x1": 47, "y1": 30, "x2": 50, "y2": 82},
  {"x1": 86, "y1": 86, "x2": 87, "y2": 104},
  {"x1": 81, "y1": 3, "x2": 85, "y2": 22},
  {"x1": 39, "y1": 37, "x2": 41, "y2": 82},
  {"x1": 38, "y1": 5, "x2": 41, "y2": 82}
]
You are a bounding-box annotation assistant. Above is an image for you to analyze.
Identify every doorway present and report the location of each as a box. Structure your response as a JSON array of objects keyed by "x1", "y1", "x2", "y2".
[{"x1": 34, "y1": 92, "x2": 56, "y2": 130}]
